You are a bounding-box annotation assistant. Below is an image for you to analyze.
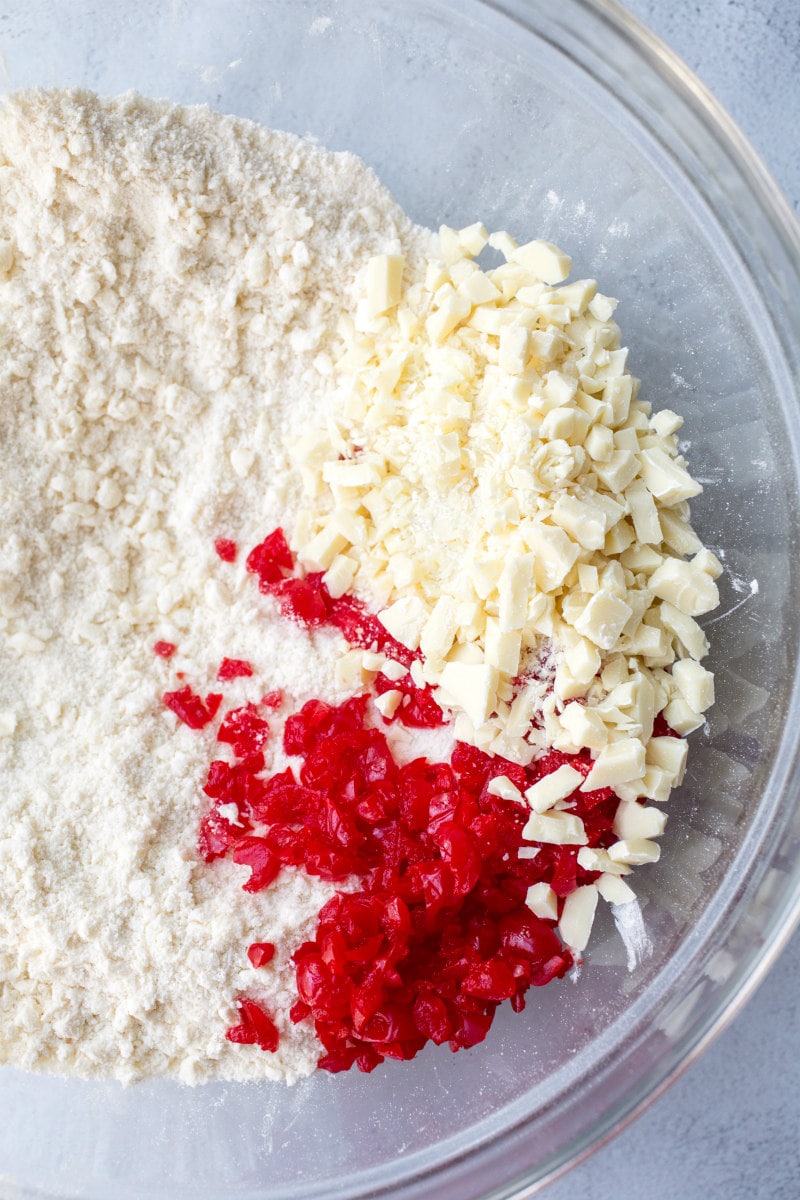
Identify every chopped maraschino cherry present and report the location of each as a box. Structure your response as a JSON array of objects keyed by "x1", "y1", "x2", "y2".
[
  {"x1": 225, "y1": 998, "x2": 280, "y2": 1052},
  {"x1": 181, "y1": 526, "x2": 685, "y2": 1074},
  {"x1": 247, "y1": 942, "x2": 276, "y2": 969},
  {"x1": 163, "y1": 686, "x2": 221, "y2": 730},
  {"x1": 217, "y1": 657, "x2": 254, "y2": 681},
  {"x1": 153, "y1": 641, "x2": 177, "y2": 658},
  {"x1": 214, "y1": 538, "x2": 238, "y2": 563}
]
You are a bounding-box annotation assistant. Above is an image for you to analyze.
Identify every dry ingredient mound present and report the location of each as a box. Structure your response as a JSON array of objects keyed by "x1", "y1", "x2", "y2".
[{"x1": 0, "y1": 89, "x2": 433, "y2": 1084}]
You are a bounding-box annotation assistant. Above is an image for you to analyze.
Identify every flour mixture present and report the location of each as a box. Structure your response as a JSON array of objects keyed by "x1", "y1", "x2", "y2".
[{"x1": 0, "y1": 89, "x2": 718, "y2": 1084}]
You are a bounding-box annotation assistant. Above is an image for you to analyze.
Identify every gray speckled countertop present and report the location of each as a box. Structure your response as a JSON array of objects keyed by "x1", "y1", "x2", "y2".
[{"x1": 545, "y1": 2, "x2": 800, "y2": 1197}]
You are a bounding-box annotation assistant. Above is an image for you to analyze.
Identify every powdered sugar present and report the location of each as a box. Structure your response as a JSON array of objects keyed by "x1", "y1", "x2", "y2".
[{"x1": 0, "y1": 89, "x2": 432, "y2": 1083}]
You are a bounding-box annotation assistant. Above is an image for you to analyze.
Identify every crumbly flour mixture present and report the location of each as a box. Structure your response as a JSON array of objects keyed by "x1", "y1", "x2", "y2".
[
  {"x1": 0, "y1": 89, "x2": 718, "y2": 1086},
  {"x1": 0, "y1": 90, "x2": 432, "y2": 1083}
]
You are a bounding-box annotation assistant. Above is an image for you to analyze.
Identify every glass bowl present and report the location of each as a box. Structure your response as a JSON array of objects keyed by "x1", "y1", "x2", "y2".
[{"x1": 2, "y1": 1, "x2": 799, "y2": 1197}]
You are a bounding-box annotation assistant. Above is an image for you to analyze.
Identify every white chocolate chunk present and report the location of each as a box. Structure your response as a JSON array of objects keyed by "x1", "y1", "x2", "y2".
[
  {"x1": 419, "y1": 595, "x2": 459, "y2": 662},
  {"x1": 499, "y1": 326, "x2": 532, "y2": 374},
  {"x1": 596, "y1": 874, "x2": 636, "y2": 905},
  {"x1": 438, "y1": 662, "x2": 499, "y2": 727},
  {"x1": 637, "y1": 446, "x2": 703, "y2": 505},
  {"x1": 646, "y1": 735, "x2": 688, "y2": 785},
  {"x1": 659, "y1": 601, "x2": 709, "y2": 660},
  {"x1": 572, "y1": 588, "x2": 632, "y2": 650},
  {"x1": 322, "y1": 459, "x2": 382, "y2": 487},
  {"x1": 498, "y1": 555, "x2": 534, "y2": 631},
  {"x1": 650, "y1": 408, "x2": 683, "y2": 438},
  {"x1": 524, "y1": 764, "x2": 583, "y2": 812},
  {"x1": 551, "y1": 494, "x2": 609, "y2": 551},
  {"x1": 374, "y1": 689, "x2": 403, "y2": 718},
  {"x1": 659, "y1": 508, "x2": 702, "y2": 556},
  {"x1": 672, "y1": 659, "x2": 715, "y2": 713},
  {"x1": 580, "y1": 738, "x2": 646, "y2": 791},
  {"x1": 457, "y1": 221, "x2": 489, "y2": 255},
  {"x1": 484, "y1": 619, "x2": 522, "y2": 676},
  {"x1": 322, "y1": 554, "x2": 357, "y2": 599},
  {"x1": 486, "y1": 775, "x2": 525, "y2": 803},
  {"x1": 557, "y1": 702, "x2": 609, "y2": 751},
  {"x1": 649, "y1": 559, "x2": 719, "y2": 616},
  {"x1": 527, "y1": 523, "x2": 580, "y2": 592},
  {"x1": 378, "y1": 595, "x2": 429, "y2": 650},
  {"x1": 663, "y1": 696, "x2": 704, "y2": 735},
  {"x1": 298, "y1": 523, "x2": 348, "y2": 570},
  {"x1": 511, "y1": 239, "x2": 572, "y2": 284},
  {"x1": 525, "y1": 882, "x2": 559, "y2": 921},
  {"x1": 613, "y1": 800, "x2": 667, "y2": 841},
  {"x1": 607, "y1": 838, "x2": 661, "y2": 866},
  {"x1": 366, "y1": 253, "x2": 404, "y2": 316},
  {"x1": 692, "y1": 548, "x2": 724, "y2": 579},
  {"x1": 559, "y1": 885, "x2": 598, "y2": 951},
  {"x1": 576, "y1": 846, "x2": 631, "y2": 876},
  {"x1": 594, "y1": 449, "x2": 639, "y2": 492},
  {"x1": 380, "y1": 658, "x2": 408, "y2": 682},
  {"x1": 589, "y1": 292, "x2": 618, "y2": 321},
  {"x1": 521, "y1": 811, "x2": 588, "y2": 845},
  {"x1": 625, "y1": 480, "x2": 662, "y2": 545}
]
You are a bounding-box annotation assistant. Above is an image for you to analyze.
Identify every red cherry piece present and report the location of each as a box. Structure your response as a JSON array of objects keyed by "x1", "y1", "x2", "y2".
[
  {"x1": 246, "y1": 529, "x2": 294, "y2": 591},
  {"x1": 217, "y1": 704, "x2": 270, "y2": 758},
  {"x1": 217, "y1": 657, "x2": 254, "y2": 681},
  {"x1": 232, "y1": 838, "x2": 280, "y2": 893},
  {"x1": 153, "y1": 641, "x2": 177, "y2": 659},
  {"x1": 247, "y1": 942, "x2": 276, "y2": 969},
  {"x1": 226, "y1": 998, "x2": 280, "y2": 1052},
  {"x1": 163, "y1": 686, "x2": 218, "y2": 730},
  {"x1": 214, "y1": 538, "x2": 238, "y2": 563}
]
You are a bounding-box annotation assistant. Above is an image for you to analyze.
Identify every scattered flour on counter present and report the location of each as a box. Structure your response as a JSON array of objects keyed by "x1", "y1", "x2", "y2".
[{"x1": 0, "y1": 88, "x2": 434, "y2": 1084}]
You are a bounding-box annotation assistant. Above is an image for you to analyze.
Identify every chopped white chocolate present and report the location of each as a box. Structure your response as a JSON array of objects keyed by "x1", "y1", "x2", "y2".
[
  {"x1": 576, "y1": 846, "x2": 632, "y2": 876},
  {"x1": 573, "y1": 589, "x2": 632, "y2": 650},
  {"x1": 511, "y1": 239, "x2": 572, "y2": 284},
  {"x1": 498, "y1": 555, "x2": 534, "y2": 632},
  {"x1": 649, "y1": 559, "x2": 719, "y2": 616},
  {"x1": 374, "y1": 689, "x2": 403, "y2": 719},
  {"x1": 559, "y1": 885, "x2": 598, "y2": 951},
  {"x1": 580, "y1": 739, "x2": 646, "y2": 791},
  {"x1": 607, "y1": 838, "x2": 662, "y2": 866},
  {"x1": 291, "y1": 221, "x2": 719, "y2": 894},
  {"x1": 525, "y1": 882, "x2": 559, "y2": 921},
  {"x1": 612, "y1": 800, "x2": 668, "y2": 841},
  {"x1": 595, "y1": 874, "x2": 636, "y2": 905},
  {"x1": 637, "y1": 446, "x2": 703, "y2": 505},
  {"x1": 322, "y1": 554, "x2": 357, "y2": 599},
  {"x1": 557, "y1": 702, "x2": 609, "y2": 751},
  {"x1": 524, "y1": 764, "x2": 583, "y2": 813},
  {"x1": 438, "y1": 661, "x2": 498, "y2": 727},
  {"x1": 366, "y1": 253, "x2": 404, "y2": 316},
  {"x1": 419, "y1": 595, "x2": 459, "y2": 662},
  {"x1": 486, "y1": 775, "x2": 525, "y2": 804},
  {"x1": 646, "y1": 735, "x2": 688, "y2": 785},
  {"x1": 521, "y1": 811, "x2": 588, "y2": 846},
  {"x1": 671, "y1": 659, "x2": 715, "y2": 713},
  {"x1": 380, "y1": 658, "x2": 407, "y2": 682},
  {"x1": 377, "y1": 595, "x2": 429, "y2": 650},
  {"x1": 484, "y1": 619, "x2": 522, "y2": 676}
]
